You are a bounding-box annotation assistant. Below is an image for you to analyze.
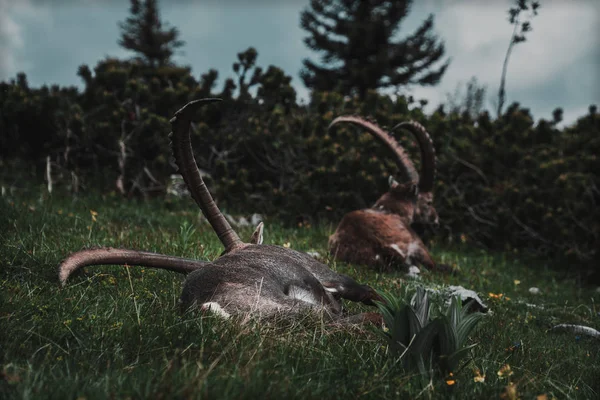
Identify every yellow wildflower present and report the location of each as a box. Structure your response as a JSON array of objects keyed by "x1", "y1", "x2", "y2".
[
  {"x1": 283, "y1": 242, "x2": 291, "y2": 248},
  {"x1": 90, "y1": 209, "x2": 98, "y2": 222},
  {"x1": 473, "y1": 369, "x2": 485, "y2": 383},
  {"x1": 497, "y1": 364, "x2": 513, "y2": 378}
]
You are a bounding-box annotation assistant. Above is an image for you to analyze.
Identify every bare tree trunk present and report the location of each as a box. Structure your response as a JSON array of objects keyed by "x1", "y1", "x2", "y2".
[
  {"x1": 45, "y1": 155, "x2": 53, "y2": 194},
  {"x1": 116, "y1": 119, "x2": 128, "y2": 195}
]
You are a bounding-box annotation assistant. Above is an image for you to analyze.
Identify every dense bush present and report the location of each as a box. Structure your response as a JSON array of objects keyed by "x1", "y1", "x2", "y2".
[{"x1": 0, "y1": 57, "x2": 597, "y2": 279}]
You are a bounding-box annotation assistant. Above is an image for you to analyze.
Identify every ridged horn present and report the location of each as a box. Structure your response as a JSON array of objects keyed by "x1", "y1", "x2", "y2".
[
  {"x1": 58, "y1": 247, "x2": 208, "y2": 286},
  {"x1": 328, "y1": 116, "x2": 418, "y2": 183},
  {"x1": 391, "y1": 121, "x2": 435, "y2": 193},
  {"x1": 170, "y1": 99, "x2": 244, "y2": 252}
]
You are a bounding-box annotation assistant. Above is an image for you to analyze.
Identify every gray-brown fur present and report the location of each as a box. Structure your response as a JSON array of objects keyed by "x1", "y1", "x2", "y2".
[
  {"x1": 59, "y1": 99, "x2": 382, "y2": 323},
  {"x1": 181, "y1": 244, "x2": 379, "y2": 315}
]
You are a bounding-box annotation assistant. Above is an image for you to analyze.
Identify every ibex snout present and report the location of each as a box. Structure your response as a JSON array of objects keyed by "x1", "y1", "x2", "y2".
[{"x1": 415, "y1": 192, "x2": 438, "y2": 227}]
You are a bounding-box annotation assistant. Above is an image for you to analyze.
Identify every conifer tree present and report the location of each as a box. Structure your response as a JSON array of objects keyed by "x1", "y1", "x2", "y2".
[
  {"x1": 300, "y1": 0, "x2": 449, "y2": 99},
  {"x1": 118, "y1": 0, "x2": 184, "y2": 67}
]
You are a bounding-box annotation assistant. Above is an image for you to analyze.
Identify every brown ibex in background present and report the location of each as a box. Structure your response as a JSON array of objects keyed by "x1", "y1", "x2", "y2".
[
  {"x1": 59, "y1": 99, "x2": 383, "y2": 324},
  {"x1": 328, "y1": 117, "x2": 449, "y2": 272},
  {"x1": 331, "y1": 116, "x2": 439, "y2": 227}
]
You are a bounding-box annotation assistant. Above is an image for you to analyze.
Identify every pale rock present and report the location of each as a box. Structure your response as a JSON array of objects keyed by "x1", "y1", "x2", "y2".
[{"x1": 528, "y1": 287, "x2": 541, "y2": 295}]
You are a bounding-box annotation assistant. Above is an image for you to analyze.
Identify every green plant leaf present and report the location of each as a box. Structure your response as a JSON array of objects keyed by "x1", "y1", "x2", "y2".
[
  {"x1": 446, "y1": 295, "x2": 461, "y2": 327},
  {"x1": 407, "y1": 305, "x2": 425, "y2": 336},
  {"x1": 409, "y1": 318, "x2": 441, "y2": 356},
  {"x1": 410, "y1": 286, "x2": 431, "y2": 326},
  {"x1": 456, "y1": 308, "x2": 485, "y2": 347},
  {"x1": 437, "y1": 316, "x2": 458, "y2": 358}
]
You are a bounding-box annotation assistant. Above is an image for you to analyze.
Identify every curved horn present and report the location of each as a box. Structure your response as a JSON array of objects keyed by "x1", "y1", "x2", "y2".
[
  {"x1": 329, "y1": 116, "x2": 418, "y2": 183},
  {"x1": 391, "y1": 121, "x2": 435, "y2": 193},
  {"x1": 58, "y1": 248, "x2": 209, "y2": 286},
  {"x1": 170, "y1": 99, "x2": 244, "y2": 252}
]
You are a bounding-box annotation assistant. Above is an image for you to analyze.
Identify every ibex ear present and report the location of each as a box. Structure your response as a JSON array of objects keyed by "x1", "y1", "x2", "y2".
[
  {"x1": 250, "y1": 222, "x2": 264, "y2": 245},
  {"x1": 388, "y1": 175, "x2": 399, "y2": 189}
]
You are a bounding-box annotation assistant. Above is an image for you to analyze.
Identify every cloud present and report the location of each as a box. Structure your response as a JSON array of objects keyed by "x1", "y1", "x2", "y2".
[
  {"x1": 407, "y1": 0, "x2": 600, "y2": 124},
  {"x1": 0, "y1": 0, "x2": 25, "y2": 79},
  {"x1": 0, "y1": 0, "x2": 51, "y2": 80},
  {"x1": 2, "y1": 0, "x2": 597, "y2": 125},
  {"x1": 167, "y1": 2, "x2": 312, "y2": 98}
]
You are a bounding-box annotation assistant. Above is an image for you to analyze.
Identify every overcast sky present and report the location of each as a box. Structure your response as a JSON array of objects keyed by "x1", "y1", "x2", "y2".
[{"x1": 1, "y1": 0, "x2": 598, "y2": 126}]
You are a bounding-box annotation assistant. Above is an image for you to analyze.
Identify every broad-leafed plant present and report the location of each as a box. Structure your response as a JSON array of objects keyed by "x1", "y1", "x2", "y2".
[{"x1": 376, "y1": 286, "x2": 485, "y2": 378}]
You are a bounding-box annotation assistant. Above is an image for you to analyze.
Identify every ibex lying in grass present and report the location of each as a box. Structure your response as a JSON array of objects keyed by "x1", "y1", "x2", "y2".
[
  {"x1": 328, "y1": 117, "x2": 449, "y2": 272},
  {"x1": 331, "y1": 116, "x2": 439, "y2": 227},
  {"x1": 59, "y1": 99, "x2": 383, "y2": 324}
]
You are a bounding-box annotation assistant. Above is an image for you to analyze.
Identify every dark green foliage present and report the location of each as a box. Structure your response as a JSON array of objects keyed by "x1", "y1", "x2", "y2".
[
  {"x1": 232, "y1": 47, "x2": 262, "y2": 100},
  {"x1": 429, "y1": 103, "x2": 599, "y2": 279},
  {"x1": 118, "y1": 0, "x2": 185, "y2": 67},
  {"x1": 0, "y1": 76, "x2": 80, "y2": 180},
  {"x1": 445, "y1": 77, "x2": 487, "y2": 120},
  {"x1": 299, "y1": 0, "x2": 449, "y2": 99}
]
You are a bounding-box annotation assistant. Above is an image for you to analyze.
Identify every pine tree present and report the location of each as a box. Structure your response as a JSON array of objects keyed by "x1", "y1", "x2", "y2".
[
  {"x1": 300, "y1": 0, "x2": 449, "y2": 99},
  {"x1": 118, "y1": 0, "x2": 184, "y2": 67}
]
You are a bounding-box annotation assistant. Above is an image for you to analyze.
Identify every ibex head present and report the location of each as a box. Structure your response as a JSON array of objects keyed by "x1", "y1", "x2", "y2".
[
  {"x1": 329, "y1": 117, "x2": 439, "y2": 227},
  {"x1": 413, "y1": 190, "x2": 438, "y2": 227},
  {"x1": 391, "y1": 121, "x2": 439, "y2": 228},
  {"x1": 373, "y1": 176, "x2": 419, "y2": 224}
]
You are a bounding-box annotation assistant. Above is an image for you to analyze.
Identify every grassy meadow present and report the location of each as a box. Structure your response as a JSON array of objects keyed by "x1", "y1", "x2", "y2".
[{"x1": 1, "y1": 189, "x2": 599, "y2": 399}]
